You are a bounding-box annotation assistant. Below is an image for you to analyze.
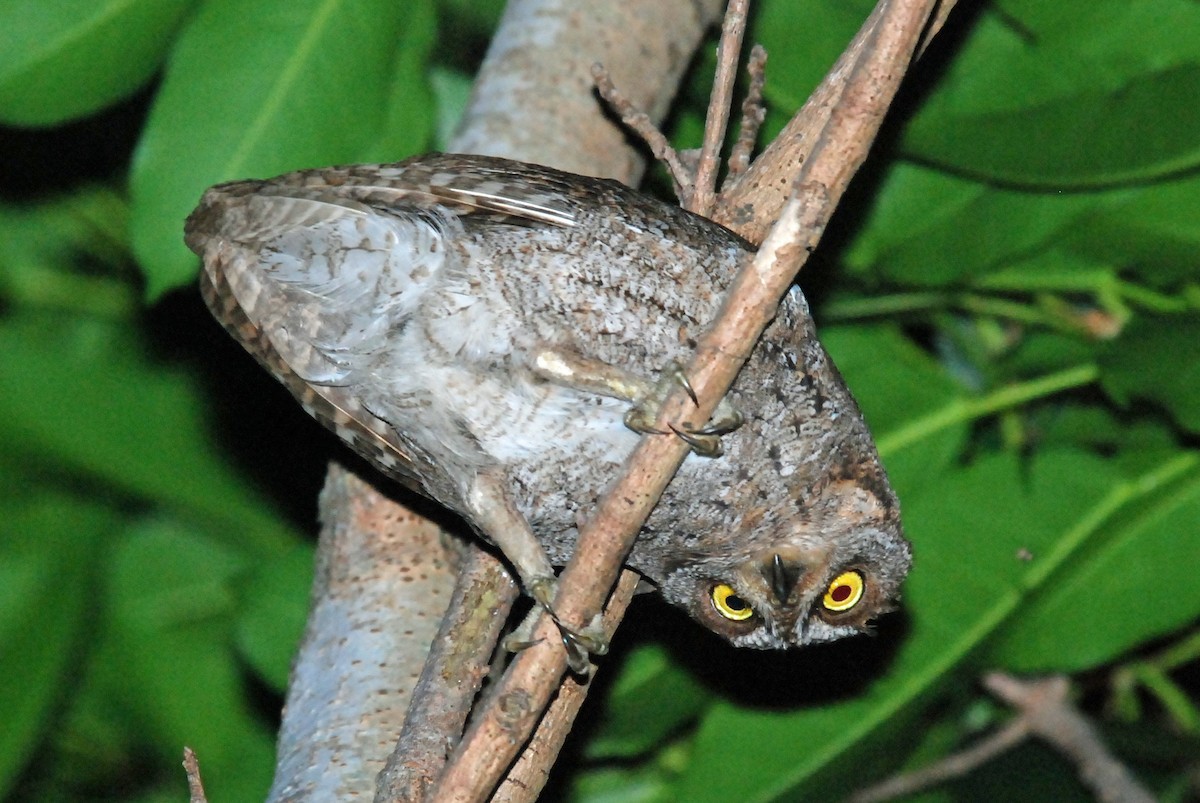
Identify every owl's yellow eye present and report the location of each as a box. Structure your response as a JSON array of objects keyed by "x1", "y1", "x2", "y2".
[
  {"x1": 711, "y1": 584, "x2": 754, "y2": 621},
  {"x1": 823, "y1": 571, "x2": 864, "y2": 612}
]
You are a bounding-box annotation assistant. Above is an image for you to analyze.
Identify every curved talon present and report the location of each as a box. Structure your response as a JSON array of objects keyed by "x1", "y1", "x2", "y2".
[
  {"x1": 669, "y1": 423, "x2": 724, "y2": 458},
  {"x1": 689, "y1": 406, "x2": 744, "y2": 437},
  {"x1": 623, "y1": 408, "x2": 668, "y2": 436},
  {"x1": 516, "y1": 576, "x2": 608, "y2": 674},
  {"x1": 670, "y1": 364, "x2": 700, "y2": 407}
]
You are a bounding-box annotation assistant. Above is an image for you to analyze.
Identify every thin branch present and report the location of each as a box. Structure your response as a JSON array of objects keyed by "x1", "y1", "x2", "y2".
[
  {"x1": 845, "y1": 720, "x2": 1030, "y2": 803},
  {"x1": 591, "y1": 63, "x2": 691, "y2": 198},
  {"x1": 689, "y1": 0, "x2": 751, "y2": 215},
  {"x1": 726, "y1": 44, "x2": 768, "y2": 181},
  {"x1": 491, "y1": 571, "x2": 643, "y2": 803},
  {"x1": 984, "y1": 673, "x2": 1157, "y2": 803}
]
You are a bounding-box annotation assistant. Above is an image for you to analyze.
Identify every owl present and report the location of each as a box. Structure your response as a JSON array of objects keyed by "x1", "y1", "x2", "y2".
[{"x1": 185, "y1": 153, "x2": 910, "y2": 662}]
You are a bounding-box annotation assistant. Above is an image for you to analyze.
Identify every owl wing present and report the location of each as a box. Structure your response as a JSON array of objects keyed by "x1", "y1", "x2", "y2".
[{"x1": 187, "y1": 171, "x2": 481, "y2": 494}]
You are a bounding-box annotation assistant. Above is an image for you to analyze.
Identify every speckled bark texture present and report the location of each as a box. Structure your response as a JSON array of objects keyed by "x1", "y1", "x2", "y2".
[
  {"x1": 453, "y1": 0, "x2": 726, "y2": 180},
  {"x1": 267, "y1": 468, "x2": 456, "y2": 801}
]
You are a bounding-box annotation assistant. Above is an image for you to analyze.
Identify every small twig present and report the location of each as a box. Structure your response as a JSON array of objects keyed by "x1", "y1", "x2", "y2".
[
  {"x1": 690, "y1": 0, "x2": 751, "y2": 215},
  {"x1": 592, "y1": 63, "x2": 691, "y2": 198},
  {"x1": 984, "y1": 673, "x2": 1157, "y2": 803},
  {"x1": 713, "y1": 0, "x2": 960, "y2": 245},
  {"x1": 845, "y1": 720, "x2": 1029, "y2": 802},
  {"x1": 726, "y1": 44, "x2": 768, "y2": 181},
  {"x1": 183, "y1": 748, "x2": 209, "y2": 803}
]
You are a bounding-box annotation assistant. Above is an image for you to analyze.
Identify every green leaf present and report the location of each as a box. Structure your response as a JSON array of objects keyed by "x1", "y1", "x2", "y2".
[
  {"x1": 0, "y1": 310, "x2": 295, "y2": 556},
  {"x1": 903, "y1": 1, "x2": 1200, "y2": 187},
  {"x1": 234, "y1": 544, "x2": 315, "y2": 691},
  {"x1": 586, "y1": 645, "x2": 708, "y2": 759},
  {"x1": 673, "y1": 450, "x2": 1126, "y2": 801},
  {"x1": 359, "y1": 0, "x2": 436, "y2": 162},
  {"x1": 0, "y1": 491, "x2": 114, "y2": 799},
  {"x1": 988, "y1": 451, "x2": 1200, "y2": 671},
  {"x1": 843, "y1": 163, "x2": 1100, "y2": 287},
  {"x1": 1100, "y1": 314, "x2": 1200, "y2": 433},
  {"x1": 821, "y1": 323, "x2": 967, "y2": 502},
  {"x1": 0, "y1": 188, "x2": 136, "y2": 318},
  {"x1": 1061, "y1": 173, "x2": 1200, "y2": 288},
  {"x1": 95, "y1": 518, "x2": 276, "y2": 800},
  {"x1": 429, "y1": 66, "x2": 473, "y2": 151},
  {"x1": 129, "y1": 0, "x2": 414, "y2": 297},
  {"x1": 569, "y1": 763, "x2": 676, "y2": 803},
  {"x1": 0, "y1": 0, "x2": 194, "y2": 125}
]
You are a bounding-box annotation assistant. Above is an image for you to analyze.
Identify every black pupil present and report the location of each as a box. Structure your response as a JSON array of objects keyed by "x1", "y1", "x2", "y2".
[{"x1": 726, "y1": 593, "x2": 747, "y2": 611}]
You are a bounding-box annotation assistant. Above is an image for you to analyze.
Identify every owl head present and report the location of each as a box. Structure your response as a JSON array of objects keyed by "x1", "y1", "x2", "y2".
[
  {"x1": 641, "y1": 286, "x2": 911, "y2": 650},
  {"x1": 654, "y1": 484, "x2": 910, "y2": 649}
]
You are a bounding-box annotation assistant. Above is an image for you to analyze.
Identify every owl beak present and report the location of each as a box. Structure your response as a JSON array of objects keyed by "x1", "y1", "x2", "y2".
[{"x1": 766, "y1": 553, "x2": 802, "y2": 603}]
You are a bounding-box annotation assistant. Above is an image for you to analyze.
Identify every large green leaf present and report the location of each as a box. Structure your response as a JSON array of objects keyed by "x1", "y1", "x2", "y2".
[
  {"x1": 753, "y1": 0, "x2": 872, "y2": 112},
  {"x1": 1061, "y1": 173, "x2": 1200, "y2": 288},
  {"x1": 0, "y1": 0, "x2": 194, "y2": 125},
  {"x1": 842, "y1": 163, "x2": 1101, "y2": 287},
  {"x1": 902, "y1": 0, "x2": 1200, "y2": 187},
  {"x1": 821, "y1": 323, "x2": 966, "y2": 502},
  {"x1": 234, "y1": 543, "x2": 315, "y2": 692},
  {"x1": 129, "y1": 0, "x2": 422, "y2": 297},
  {"x1": 93, "y1": 519, "x2": 276, "y2": 801},
  {"x1": 0, "y1": 311, "x2": 294, "y2": 556},
  {"x1": 0, "y1": 490, "x2": 115, "y2": 799},
  {"x1": 988, "y1": 451, "x2": 1200, "y2": 671},
  {"x1": 1100, "y1": 314, "x2": 1200, "y2": 434},
  {"x1": 584, "y1": 645, "x2": 709, "y2": 760},
  {"x1": 0, "y1": 188, "x2": 135, "y2": 318}
]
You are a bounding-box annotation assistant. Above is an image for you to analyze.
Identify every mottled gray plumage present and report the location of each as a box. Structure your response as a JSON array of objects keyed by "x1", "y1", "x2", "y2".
[{"x1": 186, "y1": 153, "x2": 910, "y2": 652}]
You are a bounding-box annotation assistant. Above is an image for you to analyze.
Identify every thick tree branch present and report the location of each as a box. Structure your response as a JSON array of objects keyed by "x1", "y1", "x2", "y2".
[
  {"x1": 268, "y1": 468, "x2": 459, "y2": 801},
  {"x1": 376, "y1": 548, "x2": 517, "y2": 800}
]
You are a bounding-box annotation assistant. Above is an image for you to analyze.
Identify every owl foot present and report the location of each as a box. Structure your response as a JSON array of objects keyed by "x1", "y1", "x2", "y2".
[
  {"x1": 503, "y1": 576, "x2": 608, "y2": 674},
  {"x1": 623, "y1": 362, "x2": 744, "y2": 457},
  {"x1": 529, "y1": 348, "x2": 743, "y2": 456}
]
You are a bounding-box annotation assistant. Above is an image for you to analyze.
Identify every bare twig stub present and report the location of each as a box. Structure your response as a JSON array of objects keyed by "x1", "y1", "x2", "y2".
[
  {"x1": 183, "y1": 748, "x2": 209, "y2": 803},
  {"x1": 591, "y1": 63, "x2": 691, "y2": 199},
  {"x1": 690, "y1": 0, "x2": 751, "y2": 216},
  {"x1": 845, "y1": 721, "x2": 1030, "y2": 803},
  {"x1": 726, "y1": 44, "x2": 769, "y2": 181}
]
